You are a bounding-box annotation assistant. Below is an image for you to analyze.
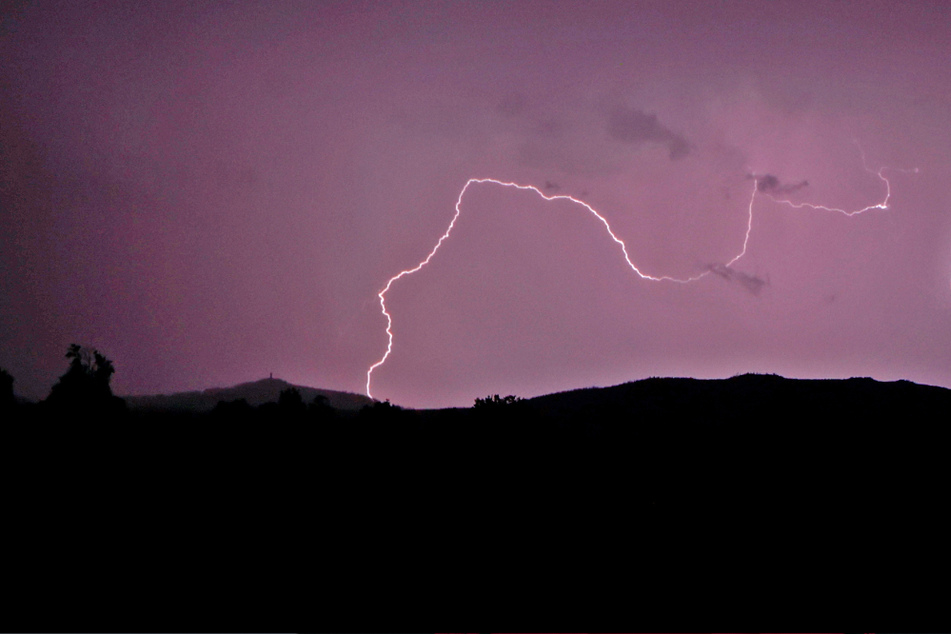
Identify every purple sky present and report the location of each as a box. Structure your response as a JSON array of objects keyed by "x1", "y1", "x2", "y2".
[{"x1": 2, "y1": 0, "x2": 950, "y2": 408}]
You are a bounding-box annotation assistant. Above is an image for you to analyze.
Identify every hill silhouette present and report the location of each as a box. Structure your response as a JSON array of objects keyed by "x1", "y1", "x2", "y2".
[
  {"x1": 526, "y1": 372, "x2": 950, "y2": 425},
  {"x1": 6, "y1": 372, "x2": 949, "y2": 527},
  {"x1": 121, "y1": 377, "x2": 373, "y2": 414}
]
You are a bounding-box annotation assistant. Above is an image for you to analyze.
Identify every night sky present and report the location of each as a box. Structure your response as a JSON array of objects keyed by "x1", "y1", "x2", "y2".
[{"x1": 2, "y1": 0, "x2": 950, "y2": 408}]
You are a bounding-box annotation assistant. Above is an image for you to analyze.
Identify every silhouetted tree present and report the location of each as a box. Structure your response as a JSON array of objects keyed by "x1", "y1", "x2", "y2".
[
  {"x1": 278, "y1": 387, "x2": 306, "y2": 419},
  {"x1": 309, "y1": 394, "x2": 334, "y2": 422},
  {"x1": 355, "y1": 399, "x2": 412, "y2": 447},
  {"x1": 44, "y1": 344, "x2": 126, "y2": 417},
  {"x1": 92, "y1": 350, "x2": 114, "y2": 389},
  {"x1": 472, "y1": 394, "x2": 531, "y2": 443},
  {"x1": 359, "y1": 399, "x2": 406, "y2": 424},
  {"x1": 0, "y1": 367, "x2": 14, "y2": 411},
  {"x1": 473, "y1": 394, "x2": 523, "y2": 409}
]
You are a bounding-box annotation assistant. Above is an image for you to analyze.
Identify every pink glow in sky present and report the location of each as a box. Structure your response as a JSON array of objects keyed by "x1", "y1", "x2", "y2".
[{"x1": 2, "y1": 0, "x2": 950, "y2": 408}]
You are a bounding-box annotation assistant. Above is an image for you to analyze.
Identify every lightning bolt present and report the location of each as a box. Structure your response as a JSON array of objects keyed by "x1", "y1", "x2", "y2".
[
  {"x1": 760, "y1": 142, "x2": 919, "y2": 215},
  {"x1": 764, "y1": 167, "x2": 892, "y2": 215},
  {"x1": 365, "y1": 154, "x2": 913, "y2": 400}
]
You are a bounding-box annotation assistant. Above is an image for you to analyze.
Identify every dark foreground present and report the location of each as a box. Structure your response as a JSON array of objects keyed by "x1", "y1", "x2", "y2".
[
  {"x1": 5, "y1": 373, "x2": 949, "y2": 519},
  {"x1": 5, "y1": 371, "x2": 950, "y2": 602}
]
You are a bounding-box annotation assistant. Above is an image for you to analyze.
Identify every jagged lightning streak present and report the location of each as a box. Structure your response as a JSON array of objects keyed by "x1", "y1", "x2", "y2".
[
  {"x1": 365, "y1": 155, "x2": 909, "y2": 400},
  {"x1": 759, "y1": 145, "x2": 918, "y2": 215},
  {"x1": 365, "y1": 178, "x2": 758, "y2": 398},
  {"x1": 765, "y1": 167, "x2": 892, "y2": 215}
]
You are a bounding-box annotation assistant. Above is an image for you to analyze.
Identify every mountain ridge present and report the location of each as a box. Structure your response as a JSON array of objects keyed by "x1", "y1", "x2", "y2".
[
  {"x1": 514, "y1": 372, "x2": 951, "y2": 432},
  {"x1": 121, "y1": 377, "x2": 374, "y2": 412},
  {"x1": 112, "y1": 371, "x2": 951, "y2": 418}
]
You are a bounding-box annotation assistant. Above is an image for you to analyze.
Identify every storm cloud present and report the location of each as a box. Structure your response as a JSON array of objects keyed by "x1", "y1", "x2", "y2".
[
  {"x1": 753, "y1": 173, "x2": 810, "y2": 195},
  {"x1": 607, "y1": 106, "x2": 691, "y2": 160},
  {"x1": 707, "y1": 264, "x2": 768, "y2": 296}
]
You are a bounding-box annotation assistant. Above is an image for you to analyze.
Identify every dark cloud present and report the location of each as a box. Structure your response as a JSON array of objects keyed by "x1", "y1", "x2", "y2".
[
  {"x1": 707, "y1": 264, "x2": 768, "y2": 296},
  {"x1": 751, "y1": 173, "x2": 809, "y2": 195},
  {"x1": 544, "y1": 180, "x2": 559, "y2": 190},
  {"x1": 607, "y1": 106, "x2": 691, "y2": 160}
]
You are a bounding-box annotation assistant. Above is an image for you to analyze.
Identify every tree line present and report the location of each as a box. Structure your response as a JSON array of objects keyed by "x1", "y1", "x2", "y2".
[
  {"x1": 2, "y1": 344, "x2": 126, "y2": 420},
  {"x1": 1, "y1": 344, "x2": 525, "y2": 422}
]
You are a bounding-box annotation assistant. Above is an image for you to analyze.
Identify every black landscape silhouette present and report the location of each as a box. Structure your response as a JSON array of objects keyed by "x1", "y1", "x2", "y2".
[
  {"x1": 123, "y1": 376, "x2": 374, "y2": 417},
  {"x1": 3, "y1": 345, "x2": 949, "y2": 522}
]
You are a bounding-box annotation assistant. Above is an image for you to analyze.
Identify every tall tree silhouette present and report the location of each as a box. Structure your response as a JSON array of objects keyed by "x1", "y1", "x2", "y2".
[
  {"x1": 44, "y1": 344, "x2": 126, "y2": 417},
  {"x1": 0, "y1": 368, "x2": 14, "y2": 411}
]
